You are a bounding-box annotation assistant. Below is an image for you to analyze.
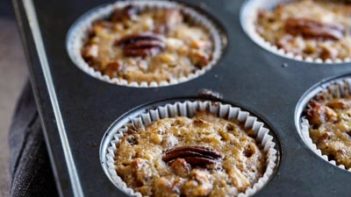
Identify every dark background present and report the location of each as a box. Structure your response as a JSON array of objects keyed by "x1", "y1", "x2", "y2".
[{"x1": 1, "y1": 0, "x2": 13, "y2": 17}]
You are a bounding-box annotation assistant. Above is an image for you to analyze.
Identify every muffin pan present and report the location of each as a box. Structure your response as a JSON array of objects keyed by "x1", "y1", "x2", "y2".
[{"x1": 13, "y1": 0, "x2": 351, "y2": 196}]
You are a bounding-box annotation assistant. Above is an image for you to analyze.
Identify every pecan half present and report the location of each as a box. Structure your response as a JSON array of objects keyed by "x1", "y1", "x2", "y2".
[
  {"x1": 163, "y1": 146, "x2": 222, "y2": 167},
  {"x1": 115, "y1": 33, "x2": 165, "y2": 57},
  {"x1": 285, "y1": 18, "x2": 345, "y2": 40}
]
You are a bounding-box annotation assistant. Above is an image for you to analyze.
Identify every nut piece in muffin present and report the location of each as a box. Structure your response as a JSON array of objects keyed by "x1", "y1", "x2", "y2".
[
  {"x1": 115, "y1": 112, "x2": 266, "y2": 196},
  {"x1": 82, "y1": 5, "x2": 214, "y2": 84},
  {"x1": 307, "y1": 96, "x2": 351, "y2": 168},
  {"x1": 256, "y1": 0, "x2": 351, "y2": 61}
]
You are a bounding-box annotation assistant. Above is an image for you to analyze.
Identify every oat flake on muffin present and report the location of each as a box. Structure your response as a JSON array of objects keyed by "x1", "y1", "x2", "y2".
[
  {"x1": 82, "y1": 5, "x2": 214, "y2": 83},
  {"x1": 115, "y1": 112, "x2": 266, "y2": 197},
  {"x1": 256, "y1": 0, "x2": 351, "y2": 61}
]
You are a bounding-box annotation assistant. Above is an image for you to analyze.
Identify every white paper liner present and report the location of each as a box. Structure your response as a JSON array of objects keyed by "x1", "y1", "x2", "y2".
[
  {"x1": 240, "y1": 0, "x2": 351, "y2": 64},
  {"x1": 299, "y1": 77, "x2": 351, "y2": 171},
  {"x1": 66, "y1": 0, "x2": 223, "y2": 88},
  {"x1": 100, "y1": 100, "x2": 278, "y2": 196}
]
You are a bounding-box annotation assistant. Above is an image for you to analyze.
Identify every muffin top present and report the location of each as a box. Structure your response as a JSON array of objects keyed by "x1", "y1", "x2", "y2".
[
  {"x1": 115, "y1": 112, "x2": 266, "y2": 197},
  {"x1": 81, "y1": 5, "x2": 214, "y2": 84},
  {"x1": 307, "y1": 97, "x2": 351, "y2": 168},
  {"x1": 256, "y1": 0, "x2": 351, "y2": 61}
]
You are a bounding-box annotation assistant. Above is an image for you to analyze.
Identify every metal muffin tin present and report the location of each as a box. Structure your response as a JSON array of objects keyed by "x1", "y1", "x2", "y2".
[{"x1": 12, "y1": 0, "x2": 351, "y2": 196}]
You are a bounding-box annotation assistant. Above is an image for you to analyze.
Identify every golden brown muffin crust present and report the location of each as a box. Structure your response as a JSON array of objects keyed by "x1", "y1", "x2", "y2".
[
  {"x1": 81, "y1": 5, "x2": 214, "y2": 83},
  {"x1": 115, "y1": 112, "x2": 266, "y2": 197},
  {"x1": 256, "y1": 0, "x2": 351, "y2": 60},
  {"x1": 307, "y1": 97, "x2": 351, "y2": 168}
]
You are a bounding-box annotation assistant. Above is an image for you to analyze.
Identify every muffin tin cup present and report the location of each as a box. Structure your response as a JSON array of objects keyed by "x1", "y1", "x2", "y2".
[
  {"x1": 66, "y1": 0, "x2": 223, "y2": 88},
  {"x1": 299, "y1": 77, "x2": 351, "y2": 171},
  {"x1": 240, "y1": 0, "x2": 351, "y2": 64},
  {"x1": 101, "y1": 100, "x2": 278, "y2": 197}
]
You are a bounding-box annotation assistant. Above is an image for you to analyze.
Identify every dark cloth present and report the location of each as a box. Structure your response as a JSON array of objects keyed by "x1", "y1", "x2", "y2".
[{"x1": 9, "y1": 82, "x2": 58, "y2": 197}]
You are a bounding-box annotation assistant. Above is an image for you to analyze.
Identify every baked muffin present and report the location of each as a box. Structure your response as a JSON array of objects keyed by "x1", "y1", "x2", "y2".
[
  {"x1": 115, "y1": 112, "x2": 266, "y2": 197},
  {"x1": 81, "y1": 5, "x2": 214, "y2": 83},
  {"x1": 256, "y1": 0, "x2": 351, "y2": 60},
  {"x1": 307, "y1": 96, "x2": 351, "y2": 168}
]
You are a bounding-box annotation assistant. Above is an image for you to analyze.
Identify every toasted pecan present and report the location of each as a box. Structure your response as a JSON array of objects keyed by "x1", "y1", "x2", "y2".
[
  {"x1": 285, "y1": 18, "x2": 345, "y2": 40},
  {"x1": 163, "y1": 146, "x2": 222, "y2": 167},
  {"x1": 115, "y1": 33, "x2": 165, "y2": 57}
]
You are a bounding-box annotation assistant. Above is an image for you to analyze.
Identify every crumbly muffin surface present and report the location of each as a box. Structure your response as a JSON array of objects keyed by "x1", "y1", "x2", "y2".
[
  {"x1": 307, "y1": 97, "x2": 351, "y2": 168},
  {"x1": 256, "y1": 0, "x2": 351, "y2": 60},
  {"x1": 82, "y1": 5, "x2": 214, "y2": 83},
  {"x1": 115, "y1": 112, "x2": 266, "y2": 197}
]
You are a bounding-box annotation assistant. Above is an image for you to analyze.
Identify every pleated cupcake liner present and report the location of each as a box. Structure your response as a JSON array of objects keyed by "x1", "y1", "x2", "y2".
[
  {"x1": 66, "y1": 0, "x2": 223, "y2": 87},
  {"x1": 241, "y1": 0, "x2": 351, "y2": 64},
  {"x1": 100, "y1": 100, "x2": 279, "y2": 196},
  {"x1": 299, "y1": 77, "x2": 351, "y2": 171}
]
